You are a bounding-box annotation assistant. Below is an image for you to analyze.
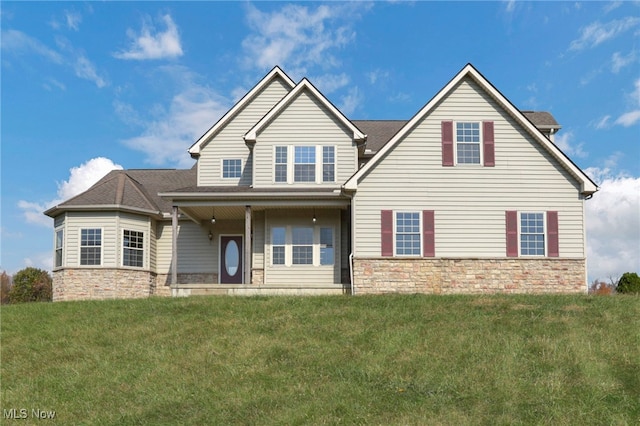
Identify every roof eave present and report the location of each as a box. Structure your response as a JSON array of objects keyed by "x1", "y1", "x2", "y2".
[{"x1": 44, "y1": 204, "x2": 163, "y2": 218}]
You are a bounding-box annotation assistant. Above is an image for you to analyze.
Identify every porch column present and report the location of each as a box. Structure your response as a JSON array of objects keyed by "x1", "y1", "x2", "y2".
[
  {"x1": 245, "y1": 205, "x2": 252, "y2": 284},
  {"x1": 172, "y1": 206, "x2": 178, "y2": 286}
]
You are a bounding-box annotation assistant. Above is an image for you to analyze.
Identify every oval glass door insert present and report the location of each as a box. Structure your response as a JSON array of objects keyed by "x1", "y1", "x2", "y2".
[{"x1": 225, "y1": 240, "x2": 239, "y2": 276}]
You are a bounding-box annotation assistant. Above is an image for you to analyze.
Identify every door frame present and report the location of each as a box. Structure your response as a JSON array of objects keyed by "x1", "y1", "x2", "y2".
[{"x1": 218, "y1": 234, "x2": 244, "y2": 284}]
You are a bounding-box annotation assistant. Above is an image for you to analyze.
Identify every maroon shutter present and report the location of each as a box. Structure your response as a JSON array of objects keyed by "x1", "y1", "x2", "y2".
[
  {"x1": 506, "y1": 211, "x2": 518, "y2": 257},
  {"x1": 381, "y1": 210, "x2": 393, "y2": 256},
  {"x1": 483, "y1": 121, "x2": 495, "y2": 167},
  {"x1": 547, "y1": 211, "x2": 559, "y2": 257},
  {"x1": 422, "y1": 210, "x2": 435, "y2": 257},
  {"x1": 441, "y1": 121, "x2": 454, "y2": 167}
]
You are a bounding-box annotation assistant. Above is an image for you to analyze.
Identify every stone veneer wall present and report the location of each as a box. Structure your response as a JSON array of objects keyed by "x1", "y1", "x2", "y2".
[
  {"x1": 252, "y1": 268, "x2": 264, "y2": 285},
  {"x1": 53, "y1": 268, "x2": 157, "y2": 302},
  {"x1": 353, "y1": 258, "x2": 586, "y2": 295}
]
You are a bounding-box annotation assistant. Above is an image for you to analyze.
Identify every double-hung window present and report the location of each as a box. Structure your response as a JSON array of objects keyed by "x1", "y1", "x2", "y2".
[
  {"x1": 274, "y1": 147, "x2": 287, "y2": 183},
  {"x1": 272, "y1": 227, "x2": 286, "y2": 265},
  {"x1": 222, "y1": 159, "x2": 242, "y2": 178},
  {"x1": 320, "y1": 227, "x2": 334, "y2": 265},
  {"x1": 294, "y1": 146, "x2": 316, "y2": 182},
  {"x1": 395, "y1": 212, "x2": 421, "y2": 256},
  {"x1": 54, "y1": 228, "x2": 64, "y2": 268},
  {"x1": 292, "y1": 227, "x2": 313, "y2": 264},
  {"x1": 520, "y1": 212, "x2": 545, "y2": 256},
  {"x1": 80, "y1": 228, "x2": 102, "y2": 266},
  {"x1": 322, "y1": 146, "x2": 335, "y2": 182},
  {"x1": 456, "y1": 122, "x2": 481, "y2": 164},
  {"x1": 123, "y1": 230, "x2": 144, "y2": 267}
]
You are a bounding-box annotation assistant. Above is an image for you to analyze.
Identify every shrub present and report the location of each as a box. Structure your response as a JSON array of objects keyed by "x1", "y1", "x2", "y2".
[
  {"x1": 616, "y1": 272, "x2": 640, "y2": 295},
  {"x1": 1, "y1": 271, "x2": 11, "y2": 304},
  {"x1": 8, "y1": 267, "x2": 52, "y2": 303},
  {"x1": 589, "y1": 280, "x2": 614, "y2": 295}
]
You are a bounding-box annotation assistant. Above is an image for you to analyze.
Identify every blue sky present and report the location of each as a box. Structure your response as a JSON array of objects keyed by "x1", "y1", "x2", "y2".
[{"x1": 1, "y1": 1, "x2": 639, "y2": 282}]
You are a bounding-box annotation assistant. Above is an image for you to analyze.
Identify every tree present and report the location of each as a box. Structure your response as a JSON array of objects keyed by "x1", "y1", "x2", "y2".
[
  {"x1": 616, "y1": 272, "x2": 640, "y2": 295},
  {"x1": 0, "y1": 271, "x2": 11, "y2": 304},
  {"x1": 589, "y1": 279, "x2": 614, "y2": 295},
  {"x1": 8, "y1": 267, "x2": 52, "y2": 303}
]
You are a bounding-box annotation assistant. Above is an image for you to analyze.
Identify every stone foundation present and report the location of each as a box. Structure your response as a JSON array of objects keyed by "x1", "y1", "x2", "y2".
[
  {"x1": 252, "y1": 268, "x2": 264, "y2": 285},
  {"x1": 53, "y1": 268, "x2": 157, "y2": 302},
  {"x1": 353, "y1": 258, "x2": 586, "y2": 295}
]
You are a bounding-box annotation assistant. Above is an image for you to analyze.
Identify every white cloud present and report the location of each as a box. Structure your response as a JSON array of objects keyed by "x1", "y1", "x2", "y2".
[
  {"x1": 584, "y1": 167, "x2": 640, "y2": 281},
  {"x1": 367, "y1": 69, "x2": 390, "y2": 85},
  {"x1": 339, "y1": 87, "x2": 362, "y2": 116},
  {"x1": 593, "y1": 115, "x2": 611, "y2": 129},
  {"x1": 615, "y1": 110, "x2": 640, "y2": 127},
  {"x1": 24, "y1": 252, "x2": 54, "y2": 272},
  {"x1": 311, "y1": 73, "x2": 349, "y2": 94},
  {"x1": 119, "y1": 68, "x2": 229, "y2": 167},
  {"x1": 74, "y1": 54, "x2": 106, "y2": 88},
  {"x1": 65, "y1": 10, "x2": 82, "y2": 31},
  {"x1": 569, "y1": 17, "x2": 640, "y2": 51},
  {"x1": 554, "y1": 131, "x2": 587, "y2": 158},
  {"x1": 114, "y1": 14, "x2": 183, "y2": 60},
  {"x1": 0, "y1": 29, "x2": 63, "y2": 63},
  {"x1": 614, "y1": 79, "x2": 640, "y2": 127},
  {"x1": 241, "y1": 3, "x2": 364, "y2": 73},
  {"x1": 18, "y1": 157, "x2": 123, "y2": 227},
  {"x1": 611, "y1": 50, "x2": 636, "y2": 73}
]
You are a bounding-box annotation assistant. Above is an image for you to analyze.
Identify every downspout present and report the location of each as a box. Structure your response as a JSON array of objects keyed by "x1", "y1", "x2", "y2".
[{"x1": 349, "y1": 252, "x2": 355, "y2": 295}]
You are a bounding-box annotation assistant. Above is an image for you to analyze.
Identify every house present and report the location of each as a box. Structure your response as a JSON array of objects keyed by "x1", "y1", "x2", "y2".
[{"x1": 44, "y1": 64, "x2": 598, "y2": 301}]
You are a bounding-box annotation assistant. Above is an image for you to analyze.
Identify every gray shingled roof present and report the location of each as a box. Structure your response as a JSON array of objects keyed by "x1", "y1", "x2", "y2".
[
  {"x1": 352, "y1": 120, "x2": 407, "y2": 155},
  {"x1": 46, "y1": 168, "x2": 196, "y2": 216},
  {"x1": 522, "y1": 111, "x2": 560, "y2": 128}
]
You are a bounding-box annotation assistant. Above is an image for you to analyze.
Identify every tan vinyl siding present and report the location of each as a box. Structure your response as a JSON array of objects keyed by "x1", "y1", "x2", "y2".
[
  {"x1": 264, "y1": 209, "x2": 341, "y2": 284},
  {"x1": 149, "y1": 219, "x2": 157, "y2": 271},
  {"x1": 197, "y1": 77, "x2": 291, "y2": 186},
  {"x1": 156, "y1": 220, "x2": 217, "y2": 274},
  {"x1": 354, "y1": 77, "x2": 585, "y2": 259},
  {"x1": 253, "y1": 90, "x2": 358, "y2": 188},
  {"x1": 118, "y1": 213, "x2": 150, "y2": 269},
  {"x1": 65, "y1": 212, "x2": 118, "y2": 267},
  {"x1": 252, "y1": 210, "x2": 265, "y2": 270}
]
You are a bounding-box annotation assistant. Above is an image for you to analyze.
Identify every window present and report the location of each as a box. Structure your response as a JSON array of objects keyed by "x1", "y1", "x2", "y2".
[
  {"x1": 55, "y1": 229, "x2": 63, "y2": 268},
  {"x1": 222, "y1": 159, "x2": 242, "y2": 178},
  {"x1": 322, "y1": 146, "x2": 335, "y2": 182},
  {"x1": 275, "y1": 147, "x2": 287, "y2": 183},
  {"x1": 80, "y1": 228, "x2": 101, "y2": 266},
  {"x1": 456, "y1": 122, "x2": 481, "y2": 164},
  {"x1": 520, "y1": 213, "x2": 545, "y2": 256},
  {"x1": 123, "y1": 230, "x2": 144, "y2": 267},
  {"x1": 272, "y1": 227, "x2": 285, "y2": 265},
  {"x1": 292, "y1": 227, "x2": 313, "y2": 264},
  {"x1": 395, "y1": 212, "x2": 421, "y2": 256},
  {"x1": 294, "y1": 146, "x2": 316, "y2": 182},
  {"x1": 320, "y1": 227, "x2": 334, "y2": 265}
]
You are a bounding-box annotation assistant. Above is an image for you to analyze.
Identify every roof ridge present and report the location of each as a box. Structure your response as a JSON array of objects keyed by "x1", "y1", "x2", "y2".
[{"x1": 121, "y1": 172, "x2": 161, "y2": 212}]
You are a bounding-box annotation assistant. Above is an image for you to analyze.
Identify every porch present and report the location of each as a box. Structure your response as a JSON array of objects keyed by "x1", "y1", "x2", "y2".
[{"x1": 160, "y1": 186, "x2": 353, "y2": 294}]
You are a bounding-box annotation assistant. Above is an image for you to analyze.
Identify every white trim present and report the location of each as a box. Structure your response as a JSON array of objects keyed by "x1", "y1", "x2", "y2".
[
  {"x1": 244, "y1": 78, "x2": 366, "y2": 143},
  {"x1": 219, "y1": 234, "x2": 244, "y2": 284},
  {"x1": 189, "y1": 67, "x2": 295, "y2": 156},
  {"x1": 518, "y1": 211, "x2": 547, "y2": 257},
  {"x1": 393, "y1": 211, "x2": 423, "y2": 257},
  {"x1": 121, "y1": 228, "x2": 145, "y2": 269},
  {"x1": 78, "y1": 227, "x2": 103, "y2": 267},
  {"x1": 221, "y1": 158, "x2": 243, "y2": 179},
  {"x1": 344, "y1": 64, "x2": 598, "y2": 195},
  {"x1": 454, "y1": 121, "x2": 483, "y2": 166},
  {"x1": 54, "y1": 226, "x2": 64, "y2": 270}
]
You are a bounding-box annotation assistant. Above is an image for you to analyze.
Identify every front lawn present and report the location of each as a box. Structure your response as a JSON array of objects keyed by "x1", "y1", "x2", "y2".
[{"x1": 2, "y1": 294, "x2": 638, "y2": 424}]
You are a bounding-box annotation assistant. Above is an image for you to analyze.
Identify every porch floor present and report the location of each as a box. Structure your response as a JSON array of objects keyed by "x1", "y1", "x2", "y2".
[{"x1": 171, "y1": 283, "x2": 349, "y2": 296}]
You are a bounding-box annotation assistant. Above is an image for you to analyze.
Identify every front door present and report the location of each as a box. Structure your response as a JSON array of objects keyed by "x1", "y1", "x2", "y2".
[{"x1": 220, "y1": 236, "x2": 243, "y2": 284}]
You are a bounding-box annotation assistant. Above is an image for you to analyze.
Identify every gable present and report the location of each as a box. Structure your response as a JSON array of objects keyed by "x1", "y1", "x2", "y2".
[{"x1": 345, "y1": 64, "x2": 597, "y2": 195}]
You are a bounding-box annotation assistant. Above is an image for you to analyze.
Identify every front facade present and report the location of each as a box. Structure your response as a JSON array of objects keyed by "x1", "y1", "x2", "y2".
[{"x1": 45, "y1": 64, "x2": 597, "y2": 301}]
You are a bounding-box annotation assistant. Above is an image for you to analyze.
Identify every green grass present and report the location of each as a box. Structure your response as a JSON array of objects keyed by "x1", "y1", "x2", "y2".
[{"x1": 2, "y1": 295, "x2": 639, "y2": 425}]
